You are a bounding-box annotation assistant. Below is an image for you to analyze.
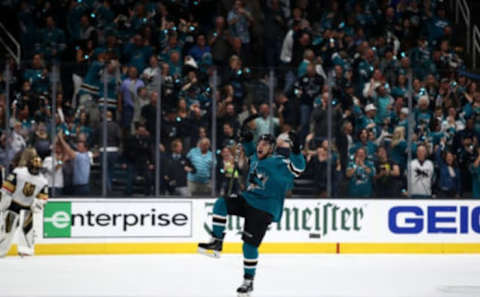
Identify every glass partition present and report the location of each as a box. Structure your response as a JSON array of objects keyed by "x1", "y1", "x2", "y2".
[{"x1": 1, "y1": 58, "x2": 477, "y2": 199}]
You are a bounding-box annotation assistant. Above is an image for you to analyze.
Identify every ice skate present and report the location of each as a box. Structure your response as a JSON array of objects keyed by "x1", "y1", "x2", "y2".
[
  {"x1": 197, "y1": 235, "x2": 223, "y2": 258},
  {"x1": 236, "y1": 275, "x2": 254, "y2": 297}
]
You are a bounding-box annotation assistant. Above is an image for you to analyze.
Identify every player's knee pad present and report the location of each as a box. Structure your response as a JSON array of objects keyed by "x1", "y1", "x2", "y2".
[
  {"x1": 213, "y1": 197, "x2": 227, "y2": 216},
  {"x1": 0, "y1": 210, "x2": 20, "y2": 257},
  {"x1": 22, "y1": 210, "x2": 33, "y2": 234},
  {"x1": 0, "y1": 194, "x2": 12, "y2": 212},
  {"x1": 17, "y1": 210, "x2": 35, "y2": 256}
]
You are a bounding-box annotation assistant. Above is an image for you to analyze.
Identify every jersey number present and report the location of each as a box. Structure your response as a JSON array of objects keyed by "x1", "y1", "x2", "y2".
[{"x1": 23, "y1": 182, "x2": 36, "y2": 197}]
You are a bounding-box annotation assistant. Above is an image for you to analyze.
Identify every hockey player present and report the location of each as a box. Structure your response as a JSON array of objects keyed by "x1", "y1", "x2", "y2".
[
  {"x1": 0, "y1": 148, "x2": 48, "y2": 257},
  {"x1": 198, "y1": 130, "x2": 305, "y2": 297}
]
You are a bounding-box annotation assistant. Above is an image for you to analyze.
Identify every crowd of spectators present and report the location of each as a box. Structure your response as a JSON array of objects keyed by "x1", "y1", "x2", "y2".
[{"x1": 0, "y1": 0, "x2": 479, "y2": 198}]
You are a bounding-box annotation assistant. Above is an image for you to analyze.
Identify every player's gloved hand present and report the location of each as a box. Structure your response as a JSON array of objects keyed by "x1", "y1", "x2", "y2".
[
  {"x1": 288, "y1": 131, "x2": 302, "y2": 154},
  {"x1": 241, "y1": 129, "x2": 254, "y2": 143},
  {"x1": 31, "y1": 199, "x2": 46, "y2": 213}
]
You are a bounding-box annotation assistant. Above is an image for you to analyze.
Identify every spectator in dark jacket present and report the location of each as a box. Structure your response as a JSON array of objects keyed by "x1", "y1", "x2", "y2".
[
  {"x1": 123, "y1": 122, "x2": 153, "y2": 196},
  {"x1": 92, "y1": 111, "x2": 121, "y2": 194},
  {"x1": 164, "y1": 139, "x2": 192, "y2": 196},
  {"x1": 435, "y1": 143, "x2": 461, "y2": 198}
]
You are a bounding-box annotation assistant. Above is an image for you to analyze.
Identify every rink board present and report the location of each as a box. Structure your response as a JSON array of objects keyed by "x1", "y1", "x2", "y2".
[{"x1": 7, "y1": 198, "x2": 480, "y2": 255}]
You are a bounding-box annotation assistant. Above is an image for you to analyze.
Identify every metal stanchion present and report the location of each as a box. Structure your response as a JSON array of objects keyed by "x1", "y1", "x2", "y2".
[
  {"x1": 102, "y1": 68, "x2": 108, "y2": 197},
  {"x1": 155, "y1": 74, "x2": 162, "y2": 196},
  {"x1": 211, "y1": 70, "x2": 218, "y2": 197},
  {"x1": 50, "y1": 64, "x2": 59, "y2": 197},
  {"x1": 407, "y1": 71, "x2": 413, "y2": 198},
  {"x1": 268, "y1": 69, "x2": 275, "y2": 134},
  {"x1": 326, "y1": 71, "x2": 333, "y2": 198}
]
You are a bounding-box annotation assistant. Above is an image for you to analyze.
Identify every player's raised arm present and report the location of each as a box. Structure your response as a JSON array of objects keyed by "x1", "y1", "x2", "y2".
[
  {"x1": 286, "y1": 131, "x2": 306, "y2": 177},
  {"x1": 239, "y1": 113, "x2": 259, "y2": 158}
]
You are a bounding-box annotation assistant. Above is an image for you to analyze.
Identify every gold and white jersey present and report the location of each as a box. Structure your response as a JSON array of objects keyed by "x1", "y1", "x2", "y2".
[{"x1": 1, "y1": 167, "x2": 48, "y2": 207}]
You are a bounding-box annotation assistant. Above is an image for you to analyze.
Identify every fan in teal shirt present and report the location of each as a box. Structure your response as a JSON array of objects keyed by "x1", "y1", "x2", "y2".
[{"x1": 346, "y1": 147, "x2": 375, "y2": 198}]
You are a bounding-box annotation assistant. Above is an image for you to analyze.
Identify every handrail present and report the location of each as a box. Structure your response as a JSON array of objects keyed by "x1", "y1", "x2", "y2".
[
  {"x1": 473, "y1": 26, "x2": 480, "y2": 69},
  {"x1": 0, "y1": 21, "x2": 20, "y2": 66},
  {"x1": 456, "y1": 0, "x2": 471, "y2": 54}
]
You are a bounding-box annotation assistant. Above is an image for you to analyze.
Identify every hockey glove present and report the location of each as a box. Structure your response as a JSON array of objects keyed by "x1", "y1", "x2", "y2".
[
  {"x1": 31, "y1": 199, "x2": 46, "y2": 213},
  {"x1": 288, "y1": 131, "x2": 302, "y2": 154},
  {"x1": 240, "y1": 129, "x2": 254, "y2": 143}
]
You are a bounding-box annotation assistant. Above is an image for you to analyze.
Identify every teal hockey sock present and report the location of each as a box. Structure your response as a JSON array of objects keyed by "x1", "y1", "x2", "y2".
[
  {"x1": 212, "y1": 197, "x2": 227, "y2": 238},
  {"x1": 242, "y1": 242, "x2": 258, "y2": 278}
]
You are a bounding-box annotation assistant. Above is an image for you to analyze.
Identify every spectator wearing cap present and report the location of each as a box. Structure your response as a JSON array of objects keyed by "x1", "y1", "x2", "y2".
[
  {"x1": 357, "y1": 103, "x2": 377, "y2": 135},
  {"x1": 346, "y1": 147, "x2": 375, "y2": 198},
  {"x1": 409, "y1": 144, "x2": 434, "y2": 198},
  {"x1": 186, "y1": 137, "x2": 213, "y2": 196},
  {"x1": 118, "y1": 66, "x2": 145, "y2": 135}
]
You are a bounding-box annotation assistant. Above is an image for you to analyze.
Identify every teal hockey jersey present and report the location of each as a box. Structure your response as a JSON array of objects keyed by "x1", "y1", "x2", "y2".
[{"x1": 241, "y1": 142, "x2": 306, "y2": 222}]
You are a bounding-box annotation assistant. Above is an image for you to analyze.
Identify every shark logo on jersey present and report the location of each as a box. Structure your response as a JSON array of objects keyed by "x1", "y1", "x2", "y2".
[
  {"x1": 247, "y1": 164, "x2": 269, "y2": 191},
  {"x1": 22, "y1": 182, "x2": 36, "y2": 197}
]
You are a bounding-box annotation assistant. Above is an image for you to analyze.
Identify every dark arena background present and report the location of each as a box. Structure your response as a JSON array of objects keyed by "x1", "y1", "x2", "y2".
[{"x1": 0, "y1": 1, "x2": 480, "y2": 297}]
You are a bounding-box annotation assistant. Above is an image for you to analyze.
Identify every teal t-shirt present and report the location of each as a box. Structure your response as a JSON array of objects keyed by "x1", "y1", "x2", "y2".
[{"x1": 347, "y1": 161, "x2": 375, "y2": 197}]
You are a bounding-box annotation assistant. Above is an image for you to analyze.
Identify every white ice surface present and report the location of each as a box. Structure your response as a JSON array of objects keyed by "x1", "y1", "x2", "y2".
[{"x1": 1, "y1": 254, "x2": 480, "y2": 297}]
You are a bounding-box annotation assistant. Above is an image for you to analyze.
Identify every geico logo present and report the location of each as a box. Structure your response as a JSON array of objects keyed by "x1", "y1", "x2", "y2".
[
  {"x1": 44, "y1": 211, "x2": 70, "y2": 229},
  {"x1": 70, "y1": 210, "x2": 189, "y2": 231},
  {"x1": 389, "y1": 206, "x2": 480, "y2": 234}
]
